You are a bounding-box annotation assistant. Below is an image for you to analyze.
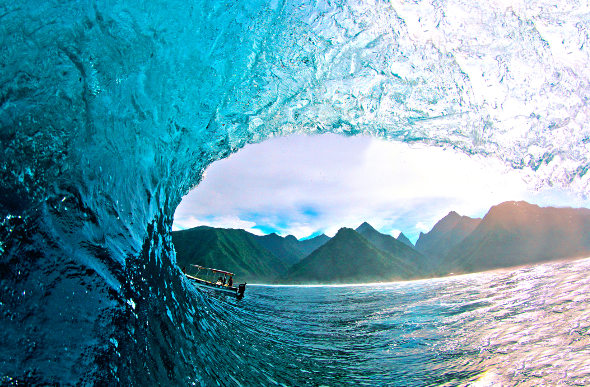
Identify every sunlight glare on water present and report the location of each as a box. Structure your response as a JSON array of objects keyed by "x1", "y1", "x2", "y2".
[
  {"x1": 3, "y1": 0, "x2": 590, "y2": 383},
  {"x1": 201, "y1": 258, "x2": 590, "y2": 385}
]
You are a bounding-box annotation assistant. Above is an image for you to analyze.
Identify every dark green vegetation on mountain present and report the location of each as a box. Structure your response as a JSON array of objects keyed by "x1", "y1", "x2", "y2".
[
  {"x1": 396, "y1": 232, "x2": 414, "y2": 248},
  {"x1": 254, "y1": 233, "x2": 304, "y2": 267},
  {"x1": 415, "y1": 211, "x2": 481, "y2": 263},
  {"x1": 355, "y1": 222, "x2": 431, "y2": 273},
  {"x1": 254, "y1": 233, "x2": 330, "y2": 267},
  {"x1": 443, "y1": 201, "x2": 590, "y2": 273},
  {"x1": 172, "y1": 201, "x2": 590, "y2": 284},
  {"x1": 298, "y1": 234, "x2": 331, "y2": 256},
  {"x1": 284, "y1": 228, "x2": 416, "y2": 284},
  {"x1": 172, "y1": 226, "x2": 287, "y2": 283},
  {"x1": 172, "y1": 226, "x2": 331, "y2": 283}
]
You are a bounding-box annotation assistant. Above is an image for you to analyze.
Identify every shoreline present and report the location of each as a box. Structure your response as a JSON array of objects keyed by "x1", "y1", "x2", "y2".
[{"x1": 246, "y1": 255, "x2": 590, "y2": 288}]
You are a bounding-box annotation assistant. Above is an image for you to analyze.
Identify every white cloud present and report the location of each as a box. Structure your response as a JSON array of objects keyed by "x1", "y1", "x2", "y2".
[
  {"x1": 173, "y1": 134, "x2": 589, "y2": 242},
  {"x1": 415, "y1": 222, "x2": 430, "y2": 233}
]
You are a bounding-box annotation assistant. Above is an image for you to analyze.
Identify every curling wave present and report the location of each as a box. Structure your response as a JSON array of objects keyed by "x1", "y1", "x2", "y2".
[{"x1": 1, "y1": 0, "x2": 589, "y2": 384}]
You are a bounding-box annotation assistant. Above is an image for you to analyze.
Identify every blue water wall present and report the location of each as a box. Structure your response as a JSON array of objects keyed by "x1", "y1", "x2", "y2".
[{"x1": 1, "y1": 0, "x2": 589, "y2": 384}]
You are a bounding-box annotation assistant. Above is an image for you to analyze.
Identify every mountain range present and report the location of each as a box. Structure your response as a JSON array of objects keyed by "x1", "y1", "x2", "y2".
[
  {"x1": 254, "y1": 232, "x2": 330, "y2": 267},
  {"x1": 172, "y1": 201, "x2": 590, "y2": 284},
  {"x1": 172, "y1": 226, "x2": 288, "y2": 283},
  {"x1": 285, "y1": 224, "x2": 427, "y2": 284},
  {"x1": 443, "y1": 201, "x2": 590, "y2": 273},
  {"x1": 415, "y1": 211, "x2": 481, "y2": 262}
]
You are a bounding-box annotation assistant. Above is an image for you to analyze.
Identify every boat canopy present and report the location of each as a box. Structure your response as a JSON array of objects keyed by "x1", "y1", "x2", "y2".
[{"x1": 190, "y1": 264, "x2": 234, "y2": 276}]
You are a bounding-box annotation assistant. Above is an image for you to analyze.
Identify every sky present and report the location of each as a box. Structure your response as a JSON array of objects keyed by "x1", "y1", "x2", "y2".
[{"x1": 173, "y1": 134, "x2": 590, "y2": 242}]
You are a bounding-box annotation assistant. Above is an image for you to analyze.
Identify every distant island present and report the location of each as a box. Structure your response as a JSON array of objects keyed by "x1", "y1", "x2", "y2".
[{"x1": 172, "y1": 201, "x2": 590, "y2": 284}]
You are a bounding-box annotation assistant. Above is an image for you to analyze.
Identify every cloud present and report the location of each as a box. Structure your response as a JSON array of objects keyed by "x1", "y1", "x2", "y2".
[
  {"x1": 415, "y1": 222, "x2": 430, "y2": 233},
  {"x1": 173, "y1": 134, "x2": 589, "y2": 241}
]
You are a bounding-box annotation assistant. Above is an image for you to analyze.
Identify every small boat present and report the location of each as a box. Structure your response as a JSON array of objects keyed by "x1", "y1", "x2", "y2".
[{"x1": 184, "y1": 264, "x2": 246, "y2": 300}]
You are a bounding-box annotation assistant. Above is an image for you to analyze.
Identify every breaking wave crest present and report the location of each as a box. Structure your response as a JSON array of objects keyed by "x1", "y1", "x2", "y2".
[{"x1": 1, "y1": 0, "x2": 589, "y2": 383}]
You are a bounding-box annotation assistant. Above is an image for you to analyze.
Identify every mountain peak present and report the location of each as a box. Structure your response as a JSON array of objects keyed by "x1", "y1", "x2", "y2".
[
  {"x1": 397, "y1": 232, "x2": 414, "y2": 248},
  {"x1": 301, "y1": 233, "x2": 329, "y2": 241},
  {"x1": 445, "y1": 201, "x2": 590, "y2": 273},
  {"x1": 355, "y1": 222, "x2": 376, "y2": 233},
  {"x1": 284, "y1": 226, "x2": 417, "y2": 284},
  {"x1": 488, "y1": 200, "x2": 537, "y2": 214},
  {"x1": 497, "y1": 200, "x2": 532, "y2": 207},
  {"x1": 336, "y1": 227, "x2": 357, "y2": 236},
  {"x1": 415, "y1": 211, "x2": 481, "y2": 260},
  {"x1": 432, "y1": 210, "x2": 477, "y2": 232}
]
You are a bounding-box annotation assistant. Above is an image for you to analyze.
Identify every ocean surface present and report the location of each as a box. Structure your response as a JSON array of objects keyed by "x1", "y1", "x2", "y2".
[
  {"x1": 196, "y1": 258, "x2": 590, "y2": 386},
  {"x1": 3, "y1": 1, "x2": 590, "y2": 384}
]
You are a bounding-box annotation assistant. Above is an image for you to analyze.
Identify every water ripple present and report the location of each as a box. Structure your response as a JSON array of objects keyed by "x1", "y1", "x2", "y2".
[{"x1": 193, "y1": 258, "x2": 590, "y2": 385}]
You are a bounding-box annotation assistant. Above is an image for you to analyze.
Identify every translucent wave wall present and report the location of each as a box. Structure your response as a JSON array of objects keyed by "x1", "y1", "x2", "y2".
[{"x1": 0, "y1": 0, "x2": 588, "y2": 383}]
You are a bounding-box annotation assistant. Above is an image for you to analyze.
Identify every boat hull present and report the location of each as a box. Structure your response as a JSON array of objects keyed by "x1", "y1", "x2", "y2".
[{"x1": 186, "y1": 274, "x2": 246, "y2": 299}]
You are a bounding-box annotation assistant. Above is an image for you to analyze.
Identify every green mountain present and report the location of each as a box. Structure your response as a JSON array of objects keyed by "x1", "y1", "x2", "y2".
[
  {"x1": 415, "y1": 211, "x2": 481, "y2": 264},
  {"x1": 298, "y1": 233, "x2": 331, "y2": 256},
  {"x1": 172, "y1": 201, "x2": 590, "y2": 285},
  {"x1": 254, "y1": 233, "x2": 305, "y2": 267},
  {"x1": 355, "y1": 222, "x2": 432, "y2": 273},
  {"x1": 171, "y1": 226, "x2": 287, "y2": 283},
  {"x1": 254, "y1": 232, "x2": 331, "y2": 267},
  {"x1": 283, "y1": 228, "x2": 417, "y2": 284},
  {"x1": 444, "y1": 201, "x2": 590, "y2": 273},
  {"x1": 396, "y1": 232, "x2": 414, "y2": 248}
]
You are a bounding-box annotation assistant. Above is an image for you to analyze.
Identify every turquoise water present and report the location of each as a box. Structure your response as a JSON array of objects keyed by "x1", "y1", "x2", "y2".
[
  {"x1": 198, "y1": 258, "x2": 590, "y2": 385},
  {"x1": 2, "y1": 0, "x2": 590, "y2": 383}
]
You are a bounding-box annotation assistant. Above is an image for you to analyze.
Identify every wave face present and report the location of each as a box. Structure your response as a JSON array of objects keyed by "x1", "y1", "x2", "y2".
[{"x1": 0, "y1": 0, "x2": 589, "y2": 384}]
